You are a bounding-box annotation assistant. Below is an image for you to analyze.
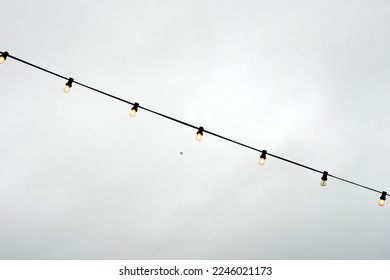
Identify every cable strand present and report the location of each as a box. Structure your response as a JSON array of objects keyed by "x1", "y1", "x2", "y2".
[{"x1": 2, "y1": 51, "x2": 388, "y2": 198}]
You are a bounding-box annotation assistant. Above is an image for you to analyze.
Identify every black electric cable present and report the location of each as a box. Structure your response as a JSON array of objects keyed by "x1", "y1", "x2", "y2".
[{"x1": 1, "y1": 51, "x2": 388, "y2": 198}]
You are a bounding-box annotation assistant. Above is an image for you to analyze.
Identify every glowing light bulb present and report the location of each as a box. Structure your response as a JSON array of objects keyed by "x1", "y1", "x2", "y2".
[
  {"x1": 196, "y1": 127, "x2": 204, "y2": 141},
  {"x1": 129, "y1": 102, "x2": 139, "y2": 118},
  {"x1": 0, "y1": 51, "x2": 9, "y2": 64},
  {"x1": 258, "y1": 150, "x2": 267, "y2": 166},
  {"x1": 258, "y1": 157, "x2": 265, "y2": 165},
  {"x1": 378, "y1": 191, "x2": 387, "y2": 207},
  {"x1": 63, "y1": 78, "x2": 74, "y2": 93},
  {"x1": 63, "y1": 85, "x2": 71, "y2": 93},
  {"x1": 320, "y1": 171, "x2": 328, "y2": 187}
]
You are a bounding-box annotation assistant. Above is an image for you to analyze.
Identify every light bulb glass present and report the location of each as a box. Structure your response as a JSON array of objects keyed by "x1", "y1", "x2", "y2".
[
  {"x1": 379, "y1": 199, "x2": 385, "y2": 207},
  {"x1": 259, "y1": 157, "x2": 265, "y2": 165},
  {"x1": 129, "y1": 109, "x2": 137, "y2": 117},
  {"x1": 320, "y1": 180, "x2": 327, "y2": 187},
  {"x1": 196, "y1": 133, "x2": 203, "y2": 141},
  {"x1": 63, "y1": 85, "x2": 71, "y2": 93},
  {"x1": 0, "y1": 56, "x2": 5, "y2": 64}
]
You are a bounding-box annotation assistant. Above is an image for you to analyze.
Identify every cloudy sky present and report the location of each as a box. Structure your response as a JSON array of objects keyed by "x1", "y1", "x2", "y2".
[{"x1": 1, "y1": 0, "x2": 390, "y2": 259}]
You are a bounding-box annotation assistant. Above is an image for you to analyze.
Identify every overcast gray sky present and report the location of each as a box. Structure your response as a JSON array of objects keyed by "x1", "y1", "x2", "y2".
[{"x1": 1, "y1": 0, "x2": 390, "y2": 259}]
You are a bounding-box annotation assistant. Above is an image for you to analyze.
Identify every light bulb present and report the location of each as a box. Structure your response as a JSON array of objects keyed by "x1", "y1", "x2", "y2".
[
  {"x1": 63, "y1": 78, "x2": 74, "y2": 93},
  {"x1": 129, "y1": 109, "x2": 136, "y2": 117},
  {"x1": 196, "y1": 126, "x2": 204, "y2": 141},
  {"x1": 259, "y1": 150, "x2": 267, "y2": 166},
  {"x1": 63, "y1": 85, "x2": 71, "y2": 93},
  {"x1": 0, "y1": 51, "x2": 9, "y2": 64},
  {"x1": 320, "y1": 171, "x2": 328, "y2": 187},
  {"x1": 378, "y1": 191, "x2": 387, "y2": 207},
  {"x1": 129, "y1": 102, "x2": 139, "y2": 118},
  {"x1": 258, "y1": 157, "x2": 265, "y2": 165}
]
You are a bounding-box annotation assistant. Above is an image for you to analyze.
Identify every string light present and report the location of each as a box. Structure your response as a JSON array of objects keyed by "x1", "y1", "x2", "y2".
[
  {"x1": 196, "y1": 126, "x2": 204, "y2": 141},
  {"x1": 63, "y1": 78, "x2": 74, "y2": 93},
  {"x1": 320, "y1": 171, "x2": 328, "y2": 187},
  {"x1": 258, "y1": 150, "x2": 267, "y2": 166},
  {"x1": 129, "y1": 102, "x2": 139, "y2": 117},
  {"x1": 379, "y1": 191, "x2": 387, "y2": 207},
  {"x1": 0, "y1": 51, "x2": 8, "y2": 64},
  {"x1": 2, "y1": 50, "x2": 389, "y2": 207}
]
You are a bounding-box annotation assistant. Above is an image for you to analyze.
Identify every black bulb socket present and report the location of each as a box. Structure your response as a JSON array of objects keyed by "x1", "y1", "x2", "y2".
[
  {"x1": 132, "y1": 102, "x2": 139, "y2": 112},
  {"x1": 321, "y1": 171, "x2": 328, "y2": 181},
  {"x1": 66, "y1": 77, "x2": 74, "y2": 87},
  {"x1": 1, "y1": 51, "x2": 9, "y2": 60}
]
